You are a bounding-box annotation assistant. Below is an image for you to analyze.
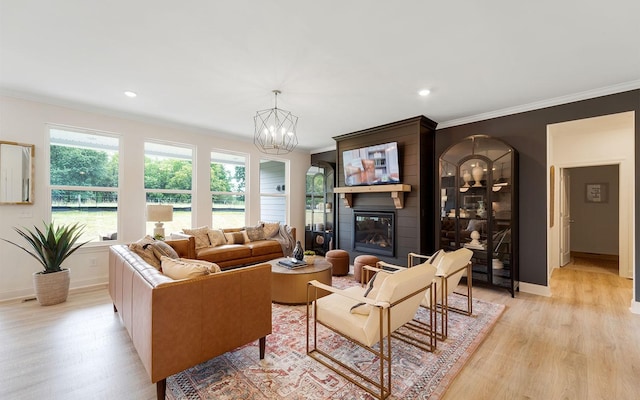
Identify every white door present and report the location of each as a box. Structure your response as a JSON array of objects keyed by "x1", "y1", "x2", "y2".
[{"x1": 560, "y1": 168, "x2": 571, "y2": 266}]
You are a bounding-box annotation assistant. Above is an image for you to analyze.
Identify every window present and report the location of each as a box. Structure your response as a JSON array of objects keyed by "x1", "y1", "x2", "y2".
[
  {"x1": 211, "y1": 151, "x2": 246, "y2": 228},
  {"x1": 144, "y1": 141, "x2": 193, "y2": 236},
  {"x1": 49, "y1": 126, "x2": 120, "y2": 243},
  {"x1": 260, "y1": 159, "x2": 287, "y2": 223}
]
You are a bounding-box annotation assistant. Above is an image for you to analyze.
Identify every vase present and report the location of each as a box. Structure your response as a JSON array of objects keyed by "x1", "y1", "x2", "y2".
[
  {"x1": 472, "y1": 165, "x2": 484, "y2": 187},
  {"x1": 292, "y1": 241, "x2": 304, "y2": 260},
  {"x1": 33, "y1": 268, "x2": 70, "y2": 306},
  {"x1": 462, "y1": 169, "x2": 471, "y2": 187},
  {"x1": 477, "y1": 200, "x2": 486, "y2": 218}
]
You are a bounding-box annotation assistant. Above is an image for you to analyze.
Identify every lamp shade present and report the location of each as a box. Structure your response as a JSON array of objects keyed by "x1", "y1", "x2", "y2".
[{"x1": 146, "y1": 204, "x2": 173, "y2": 222}]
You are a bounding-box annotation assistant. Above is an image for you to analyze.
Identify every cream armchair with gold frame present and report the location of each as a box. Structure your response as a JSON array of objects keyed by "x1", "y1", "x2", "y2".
[
  {"x1": 371, "y1": 248, "x2": 473, "y2": 340},
  {"x1": 306, "y1": 263, "x2": 437, "y2": 400}
]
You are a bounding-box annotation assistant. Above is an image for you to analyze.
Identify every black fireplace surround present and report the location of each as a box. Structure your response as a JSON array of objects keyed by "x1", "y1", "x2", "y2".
[{"x1": 353, "y1": 211, "x2": 395, "y2": 257}]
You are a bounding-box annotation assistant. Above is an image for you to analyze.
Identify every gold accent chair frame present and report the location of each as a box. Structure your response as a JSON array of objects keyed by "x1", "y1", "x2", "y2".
[{"x1": 306, "y1": 270, "x2": 436, "y2": 400}]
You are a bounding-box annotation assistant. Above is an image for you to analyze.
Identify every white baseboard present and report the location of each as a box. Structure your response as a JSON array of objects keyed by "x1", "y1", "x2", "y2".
[
  {"x1": 519, "y1": 282, "x2": 551, "y2": 297},
  {"x1": 630, "y1": 300, "x2": 640, "y2": 315},
  {"x1": 0, "y1": 276, "x2": 108, "y2": 304},
  {"x1": 0, "y1": 288, "x2": 35, "y2": 304}
]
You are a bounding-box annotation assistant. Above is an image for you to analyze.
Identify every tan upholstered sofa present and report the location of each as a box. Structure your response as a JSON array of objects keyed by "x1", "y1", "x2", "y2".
[
  {"x1": 108, "y1": 242, "x2": 272, "y2": 399},
  {"x1": 169, "y1": 227, "x2": 296, "y2": 269}
]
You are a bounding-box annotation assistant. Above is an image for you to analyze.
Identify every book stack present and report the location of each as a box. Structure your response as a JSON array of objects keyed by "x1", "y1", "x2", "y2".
[{"x1": 278, "y1": 258, "x2": 308, "y2": 269}]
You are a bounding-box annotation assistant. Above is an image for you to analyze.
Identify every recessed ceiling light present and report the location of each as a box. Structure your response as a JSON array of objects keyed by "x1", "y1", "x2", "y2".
[
  {"x1": 418, "y1": 89, "x2": 431, "y2": 97},
  {"x1": 124, "y1": 91, "x2": 137, "y2": 98}
]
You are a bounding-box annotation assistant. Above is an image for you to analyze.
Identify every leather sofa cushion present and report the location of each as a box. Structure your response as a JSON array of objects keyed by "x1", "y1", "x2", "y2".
[
  {"x1": 197, "y1": 244, "x2": 252, "y2": 263},
  {"x1": 247, "y1": 240, "x2": 282, "y2": 256}
]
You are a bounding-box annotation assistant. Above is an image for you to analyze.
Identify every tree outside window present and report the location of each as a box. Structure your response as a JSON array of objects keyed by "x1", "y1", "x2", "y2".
[
  {"x1": 211, "y1": 151, "x2": 246, "y2": 228},
  {"x1": 49, "y1": 127, "x2": 119, "y2": 243},
  {"x1": 144, "y1": 142, "x2": 193, "y2": 235}
]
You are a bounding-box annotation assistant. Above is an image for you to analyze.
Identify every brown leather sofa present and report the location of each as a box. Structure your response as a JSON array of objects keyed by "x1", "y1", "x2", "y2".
[
  {"x1": 169, "y1": 227, "x2": 296, "y2": 269},
  {"x1": 108, "y1": 242, "x2": 272, "y2": 399}
]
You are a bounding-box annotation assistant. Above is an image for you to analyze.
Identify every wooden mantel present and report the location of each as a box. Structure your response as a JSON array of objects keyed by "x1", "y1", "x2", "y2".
[{"x1": 333, "y1": 184, "x2": 412, "y2": 209}]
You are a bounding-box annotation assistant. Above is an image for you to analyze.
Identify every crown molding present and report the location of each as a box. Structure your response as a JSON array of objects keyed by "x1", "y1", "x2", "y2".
[{"x1": 437, "y1": 80, "x2": 640, "y2": 129}]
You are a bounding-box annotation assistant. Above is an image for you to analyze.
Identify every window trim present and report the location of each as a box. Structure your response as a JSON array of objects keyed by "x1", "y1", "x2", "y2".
[
  {"x1": 210, "y1": 149, "x2": 248, "y2": 227},
  {"x1": 259, "y1": 157, "x2": 290, "y2": 225},
  {"x1": 46, "y1": 123, "x2": 122, "y2": 247},
  {"x1": 143, "y1": 139, "x2": 195, "y2": 231}
]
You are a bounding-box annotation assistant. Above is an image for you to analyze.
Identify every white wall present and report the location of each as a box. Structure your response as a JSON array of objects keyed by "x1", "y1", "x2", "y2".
[
  {"x1": 0, "y1": 95, "x2": 310, "y2": 302},
  {"x1": 547, "y1": 111, "x2": 635, "y2": 282}
]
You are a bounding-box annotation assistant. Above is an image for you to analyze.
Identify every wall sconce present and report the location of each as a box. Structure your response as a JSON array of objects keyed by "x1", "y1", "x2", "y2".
[{"x1": 146, "y1": 204, "x2": 173, "y2": 239}]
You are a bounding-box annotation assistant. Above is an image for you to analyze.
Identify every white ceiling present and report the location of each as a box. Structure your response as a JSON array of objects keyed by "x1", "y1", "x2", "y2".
[{"x1": 1, "y1": 1, "x2": 639, "y2": 152}]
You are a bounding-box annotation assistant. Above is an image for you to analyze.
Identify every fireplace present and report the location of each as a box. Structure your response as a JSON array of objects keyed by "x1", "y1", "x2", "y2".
[{"x1": 353, "y1": 211, "x2": 395, "y2": 257}]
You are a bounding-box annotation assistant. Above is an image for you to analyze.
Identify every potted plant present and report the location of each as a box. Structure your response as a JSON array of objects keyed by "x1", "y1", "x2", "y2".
[
  {"x1": 1, "y1": 221, "x2": 89, "y2": 305},
  {"x1": 303, "y1": 250, "x2": 316, "y2": 264}
]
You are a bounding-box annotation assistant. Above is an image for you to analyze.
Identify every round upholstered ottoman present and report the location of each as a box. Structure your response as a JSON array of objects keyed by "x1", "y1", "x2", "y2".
[
  {"x1": 325, "y1": 249, "x2": 350, "y2": 276},
  {"x1": 354, "y1": 255, "x2": 380, "y2": 284}
]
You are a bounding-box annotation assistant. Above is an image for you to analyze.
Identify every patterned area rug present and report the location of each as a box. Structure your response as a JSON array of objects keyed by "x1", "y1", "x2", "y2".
[{"x1": 167, "y1": 276, "x2": 504, "y2": 400}]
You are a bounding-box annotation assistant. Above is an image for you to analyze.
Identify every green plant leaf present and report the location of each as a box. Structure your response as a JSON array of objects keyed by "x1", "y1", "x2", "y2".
[{"x1": 1, "y1": 221, "x2": 89, "y2": 273}]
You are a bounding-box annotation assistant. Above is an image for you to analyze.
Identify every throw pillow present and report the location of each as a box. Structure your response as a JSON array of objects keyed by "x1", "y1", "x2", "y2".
[
  {"x1": 129, "y1": 235, "x2": 161, "y2": 270},
  {"x1": 260, "y1": 221, "x2": 280, "y2": 238},
  {"x1": 207, "y1": 229, "x2": 227, "y2": 247},
  {"x1": 160, "y1": 256, "x2": 216, "y2": 280},
  {"x1": 132, "y1": 235, "x2": 155, "y2": 246},
  {"x1": 224, "y1": 230, "x2": 249, "y2": 244},
  {"x1": 245, "y1": 225, "x2": 266, "y2": 241},
  {"x1": 149, "y1": 240, "x2": 179, "y2": 260},
  {"x1": 183, "y1": 226, "x2": 211, "y2": 250},
  {"x1": 350, "y1": 270, "x2": 392, "y2": 315},
  {"x1": 178, "y1": 258, "x2": 221, "y2": 273}
]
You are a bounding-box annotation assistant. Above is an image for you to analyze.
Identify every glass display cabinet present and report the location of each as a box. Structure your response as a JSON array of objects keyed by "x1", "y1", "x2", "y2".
[
  {"x1": 305, "y1": 162, "x2": 334, "y2": 255},
  {"x1": 439, "y1": 135, "x2": 518, "y2": 296}
]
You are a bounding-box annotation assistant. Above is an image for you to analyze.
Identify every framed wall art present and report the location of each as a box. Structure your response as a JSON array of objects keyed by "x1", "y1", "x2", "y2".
[{"x1": 585, "y1": 182, "x2": 608, "y2": 203}]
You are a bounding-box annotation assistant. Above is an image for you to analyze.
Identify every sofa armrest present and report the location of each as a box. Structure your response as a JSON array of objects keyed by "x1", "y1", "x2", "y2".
[{"x1": 165, "y1": 237, "x2": 196, "y2": 259}]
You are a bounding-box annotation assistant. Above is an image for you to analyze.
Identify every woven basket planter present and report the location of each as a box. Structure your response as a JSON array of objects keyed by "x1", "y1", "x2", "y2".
[{"x1": 33, "y1": 269, "x2": 70, "y2": 306}]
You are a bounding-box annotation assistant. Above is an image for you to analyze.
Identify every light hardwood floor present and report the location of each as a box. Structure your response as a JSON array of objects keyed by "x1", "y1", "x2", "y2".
[
  {"x1": 1, "y1": 258, "x2": 638, "y2": 400},
  {"x1": 444, "y1": 257, "x2": 640, "y2": 400}
]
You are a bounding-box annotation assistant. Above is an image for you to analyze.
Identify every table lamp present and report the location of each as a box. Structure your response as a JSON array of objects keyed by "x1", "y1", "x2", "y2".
[{"x1": 146, "y1": 204, "x2": 173, "y2": 239}]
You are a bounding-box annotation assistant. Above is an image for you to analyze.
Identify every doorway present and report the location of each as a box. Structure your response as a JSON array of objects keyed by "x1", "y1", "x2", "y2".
[
  {"x1": 559, "y1": 165, "x2": 620, "y2": 274},
  {"x1": 547, "y1": 111, "x2": 634, "y2": 297}
]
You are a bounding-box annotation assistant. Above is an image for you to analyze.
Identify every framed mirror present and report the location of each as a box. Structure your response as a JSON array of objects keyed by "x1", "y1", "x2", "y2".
[{"x1": 0, "y1": 141, "x2": 34, "y2": 204}]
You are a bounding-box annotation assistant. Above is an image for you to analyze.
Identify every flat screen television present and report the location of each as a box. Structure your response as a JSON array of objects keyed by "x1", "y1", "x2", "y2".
[{"x1": 342, "y1": 142, "x2": 400, "y2": 186}]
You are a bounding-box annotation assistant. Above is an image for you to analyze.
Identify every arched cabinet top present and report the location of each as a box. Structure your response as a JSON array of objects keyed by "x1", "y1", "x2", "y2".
[{"x1": 440, "y1": 135, "x2": 515, "y2": 165}]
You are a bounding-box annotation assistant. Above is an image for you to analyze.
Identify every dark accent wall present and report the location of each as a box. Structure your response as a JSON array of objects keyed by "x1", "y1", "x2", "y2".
[
  {"x1": 311, "y1": 150, "x2": 336, "y2": 165},
  {"x1": 436, "y1": 90, "x2": 640, "y2": 299},
  {"x1": 333, "y1": 116, "x2": 437, "y2": 265}
]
